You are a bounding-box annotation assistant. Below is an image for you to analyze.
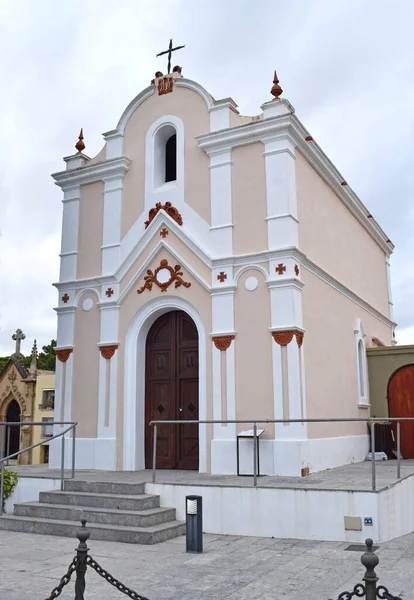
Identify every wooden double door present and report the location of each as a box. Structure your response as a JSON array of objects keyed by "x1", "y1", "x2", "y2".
[
  {"x1": 145, "y1": 310, "x2": 199, "y2": 470},
  {"x1": 388, "y1": 364, "x2": 414, "y2": 458}
]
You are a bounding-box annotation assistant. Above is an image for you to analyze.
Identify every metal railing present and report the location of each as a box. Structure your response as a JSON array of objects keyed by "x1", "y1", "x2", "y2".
[
  {"x1": 149, "y1": 417, "x2": 412, "y2": 490},
  {"x1": 0, "y1": 420, "x2": 77, "y2": 516}
]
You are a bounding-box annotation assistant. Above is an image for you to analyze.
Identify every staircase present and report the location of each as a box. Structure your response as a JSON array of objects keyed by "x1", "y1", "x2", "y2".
[{"x1": 0, "y1": 480, "x2": 185, "y2": 544}]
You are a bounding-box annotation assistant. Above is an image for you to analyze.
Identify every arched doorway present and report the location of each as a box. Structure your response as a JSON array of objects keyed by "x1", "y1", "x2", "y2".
[
  {"x1": 145, "y1": 310, "x2": 199, "y2": 470},
  {"x1": 5, "y1": 400, "x2": 21, "y2": 458},
  {"x1": 388, "y1": 364, "x2": 414, "y2": 458}
]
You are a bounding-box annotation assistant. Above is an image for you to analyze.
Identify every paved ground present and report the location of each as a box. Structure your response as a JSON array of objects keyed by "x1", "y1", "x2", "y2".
[
  {"x1": 12, "y1": 458, "x2": 414, "y2": 492},
  {"x1": 0, "y1": 529, "x2": 412, "y2": 599}
]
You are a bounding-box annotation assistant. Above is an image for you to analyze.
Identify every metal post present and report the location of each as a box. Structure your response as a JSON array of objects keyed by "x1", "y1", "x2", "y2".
[
  {"x1": 185, "y1": 495, "x2": 203, "y2": 553},
  {"x1": 61, "y1": 434, "x2": 65, "y2": 491},
  {"x1": 397, "y1": 421, "x2": 401, "y2": 479},
  {"x1": 152, "y1": 424, "x2": 157, "y2": 483},
  {"x1": 6, "y1": 426, "x2": 10, "y2": 466},
  {"x1": 72, "y1": 425, "x2": 76, "y2": 480},
  {"x1": 0, "y1": 461, "x2": 4, "y2": 516},
  {"x1": 74, "y1": 519, "x2": 90, "y2": 600},
  {"x1": 371, "y1": 422, "x2": 376, "y2": 492},
  {"x1": 253, "y1": 423, "x2": 257, "y2": 487},
  {"x1": 0, "y1": 424, "x2": 4, "y2": 461},
  {"x1": 361, "y1": 538, "x2": 379, "y2": 600}
]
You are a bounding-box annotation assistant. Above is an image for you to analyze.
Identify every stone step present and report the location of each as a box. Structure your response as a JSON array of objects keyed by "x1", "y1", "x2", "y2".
[
  {"x1": 64, "y1": 480, "x2": 146, "y2": 496},
  {"x1": 0, "y1": 514, "x2": 186, "y2": 545},
  {"x1": 39, "y1": 490, "x2": 160, "y2": 511},
  {"x1": 14, "y1": 502, "x2": 176, "y2": 527}
]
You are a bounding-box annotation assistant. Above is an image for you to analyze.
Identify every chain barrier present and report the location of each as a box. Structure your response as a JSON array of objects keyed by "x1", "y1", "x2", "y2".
[
  {"x1": 376, "y1": 587, "x2": 402, "y2": 600},
  {"x1": 336, "y1": 584, "x2": 366, "y2": 599},
  {"x1": 330, "y1": 539, "x2": 402, "y2": 600},
  {"x1": 87, "y1": 555, "x2": 150, "y2": 600},
  {"x1": 43, "y1": 522, "x2": 402, "y2": 600},
  {"x1": 44, "y1": 557, "x2": 78, "y2": 600}
]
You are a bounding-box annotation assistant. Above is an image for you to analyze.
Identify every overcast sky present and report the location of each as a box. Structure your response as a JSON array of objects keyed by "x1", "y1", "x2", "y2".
[{"x1": 0, "y1": 0, "x2": 413, "y2": 355}]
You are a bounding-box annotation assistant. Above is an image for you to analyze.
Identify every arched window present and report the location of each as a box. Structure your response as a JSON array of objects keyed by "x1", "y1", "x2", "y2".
[
  {"x1": 165, "y1": 134, "x2": 176, "y2": 182},
  {"x1": 354, "y1": 319, "x2": 369, "y2": 407},
  {"x1": 358, "y1": 340, "x2": 366, "y2": 398},
  {"x1": 153, "y1": 124, "x2": 177, "y2": 188}
]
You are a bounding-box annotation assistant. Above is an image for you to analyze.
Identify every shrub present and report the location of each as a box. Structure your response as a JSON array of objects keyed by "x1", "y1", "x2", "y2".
[{"x1": 2, "y1": 469, "x2": 18, "y2": 512}]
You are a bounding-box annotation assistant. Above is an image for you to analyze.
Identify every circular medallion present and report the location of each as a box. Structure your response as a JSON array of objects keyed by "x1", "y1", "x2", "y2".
[
  {"x1": 82, "y1": 298, "x2": 93, "y2": 312},
  {"x1": 156, "y1": 268, "x2": 172, "y2": 284},
  {"x1": 245, "y1": 276, "x2": 259, "y2": 291}
]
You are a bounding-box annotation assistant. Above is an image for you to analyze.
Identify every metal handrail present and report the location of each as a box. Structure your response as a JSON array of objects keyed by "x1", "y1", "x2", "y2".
[
  {"x1": 0, "y1": 421, "x2": 77, "y2": 516},
  {"x1": 149, "y1": 416, "x2": 409, "y2": 490}
]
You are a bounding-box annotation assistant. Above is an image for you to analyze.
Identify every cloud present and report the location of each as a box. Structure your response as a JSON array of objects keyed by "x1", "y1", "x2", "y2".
[{"x1": 0, "y1": 0, "x2": 413, "y2": 355}]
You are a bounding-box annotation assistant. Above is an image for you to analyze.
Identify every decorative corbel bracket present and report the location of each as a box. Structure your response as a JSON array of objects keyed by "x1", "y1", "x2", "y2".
[{"x1": 271, "y1": 329, "x2": 304, "y2": 347}]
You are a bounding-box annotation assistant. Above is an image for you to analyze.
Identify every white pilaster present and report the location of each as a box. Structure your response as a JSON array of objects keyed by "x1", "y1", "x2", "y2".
[
  {"x1": 209, "y1": 99, "x2": 238, "y2": 132},
  {"x1": 209, "y1": 150, "x2": 233, "y2": 256},
  {"x1": 56, "y1": 307, "x2": 76, "y2": 348},
  {"x1": 263, "y1": 138, "x2": 298, "y2": 250},
  {"x1": 99, "y1": 304, "x2": 120, "y2": 343},
  {"x1": 97, "y1": 303, "x2": 120, "y2": 440},
  {"x1": 102, "y1": 178, "x2": 123, "y2": 275},
  {"x1": 104, "y1": 132, "x2": 124, "y2": 160},
  {"x1": 211, "y1": 290, "x2": 235, "y2": 334},
  {"x1": 212, "y1": 345, "x2": 223, "y2": 438},
  {"x1": 385, "y1": 257, "x2": 394, "y2": 323},
  {"x1": 286, "y1": 340, "x2": 306, "y2": 439},
  {"x1": 60, "y1": 185, "x2": 80, "y2": 282},
  {"x1": 63, "y1": 353, "x2": 74, "y2": 423},
  {"x1": 268, "y1": 280, "x2": 304, "y2": 329},
  {"x1": 211, "y1": 288, "x2": 236, "y2": 447}
]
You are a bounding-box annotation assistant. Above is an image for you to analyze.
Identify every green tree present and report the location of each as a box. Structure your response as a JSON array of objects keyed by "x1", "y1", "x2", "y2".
[
  {"x1": 37, "y1": 340, "x2": 56, "y2": 371},
  {"x1": 0, "y1": 356, "x2": 10, "y2": 373},
  {"x1": 0, "y1": 339, "x2": 57, "y2": 374}
]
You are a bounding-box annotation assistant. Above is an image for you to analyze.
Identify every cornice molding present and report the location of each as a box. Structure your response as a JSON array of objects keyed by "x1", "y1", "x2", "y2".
[
  {"x1": 289, "y1": 118, "x2": 393, "y2": 255},
  {"x1": 267, "y1": 277, "x2": 305, "y2": 291},
  {"x1": 51, "y1": 232, "x2": 394, "y2": 328},
  {"x1": 196, "y1": 114, "x2": 291, "y2": 152},
  {"x1": 196, "y1": 111, "x2": 392, "y2": 255},
  {"x1": 301, "y1": 258, "x2": 396, "y2": 328},
  {"x1": 52, "y1": 156, "x2": 131, "y2": 189}
]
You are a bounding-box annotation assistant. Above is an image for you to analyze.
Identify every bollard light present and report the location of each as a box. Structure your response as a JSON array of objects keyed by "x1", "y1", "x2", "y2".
[
  {"x1": 185, "y1": 495, "x2": 203, "y2": 554},
  {"x1": 186, "y1": 499, "x2": 198, "y2": 515}
]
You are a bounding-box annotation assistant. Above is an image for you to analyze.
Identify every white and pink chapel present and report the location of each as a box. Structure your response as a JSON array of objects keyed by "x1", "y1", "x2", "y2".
[{"x1": 49, "y1": 60, "x2": 395, "y2": 477}]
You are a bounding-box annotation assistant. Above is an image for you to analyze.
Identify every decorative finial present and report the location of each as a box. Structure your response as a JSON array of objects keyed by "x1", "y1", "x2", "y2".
[
  {"x1": 12, "y1": 329, "x2": 26, "y2": 355},
  {"x1": 29, "y1": 339, "x2": 38, "y2": 375},
  {"x1": 75, "y1": 128, "x2": 85, "y2": 153},
  {"x1": 361, "y1": 538, "x2": 379, "y2": 576},
  {"x1": 270, "y1": 70, "x2": 283, "y2": 99},
  {"x1": 76, "y1": 519, "x2": 91, "y2": 546},
  {"x1": 173, "y1": 65, "x2": 182, "y2": 75}
]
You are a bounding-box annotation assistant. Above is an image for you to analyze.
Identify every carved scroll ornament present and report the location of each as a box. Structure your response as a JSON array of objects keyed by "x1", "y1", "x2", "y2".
[
  {"x1": 56, "y1": 348, "x2": 73, "y2": 363},
  {"x1": 137, "y1": 259, "x2": 191, "y2": 294},
  {"x1": 145, "y1": 202, "x2": 183, "y2": 229},
  {"x1": 272, "y1": 330, "x2": 304, "y2": 347},
  {"x1": 212, "y1": 335, "x2": 235, "y2": 351},
  {"x1": 99, "y1": 345, "x2": 119, "y2": 359}
]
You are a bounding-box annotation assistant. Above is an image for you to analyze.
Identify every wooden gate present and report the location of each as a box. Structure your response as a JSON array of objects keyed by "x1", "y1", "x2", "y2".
[{"x1": 388, "y1": 364, "x2": 414, "y2": 458}]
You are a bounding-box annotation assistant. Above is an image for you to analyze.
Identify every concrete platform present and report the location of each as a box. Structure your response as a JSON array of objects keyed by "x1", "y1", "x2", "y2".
[
  {"x1": 10, "y1": 458, "x2": 414, "y2": 491},
  {"x1": 5, "y1": 460, "x2": 414, "y2": 544}
]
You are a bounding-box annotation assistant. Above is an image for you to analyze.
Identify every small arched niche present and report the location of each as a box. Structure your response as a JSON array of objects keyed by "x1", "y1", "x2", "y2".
[{"x1": 154, "y1": 124, "x2": 177, "y2": 188}]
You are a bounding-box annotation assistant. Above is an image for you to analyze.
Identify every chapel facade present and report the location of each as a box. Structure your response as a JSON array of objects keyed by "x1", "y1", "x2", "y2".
[{"x1": 50, "y1": 67, "x2": 395, "y2": 476}]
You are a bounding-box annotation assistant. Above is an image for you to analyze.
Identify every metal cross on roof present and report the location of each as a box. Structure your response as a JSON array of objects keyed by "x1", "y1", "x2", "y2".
[
  {"x1": 156, "y1": 38, "x2": 185, "y2": 74},
  {"x1": 12, "y1": 328, "x2": 26, "y2": 354}
]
